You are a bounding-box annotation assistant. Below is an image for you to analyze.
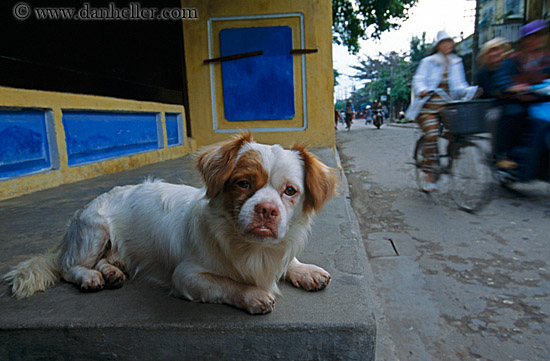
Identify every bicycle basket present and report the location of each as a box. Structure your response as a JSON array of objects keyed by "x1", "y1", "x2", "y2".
[{"x1": 440, "y1": 99, "x2": 494, "y2": 135}]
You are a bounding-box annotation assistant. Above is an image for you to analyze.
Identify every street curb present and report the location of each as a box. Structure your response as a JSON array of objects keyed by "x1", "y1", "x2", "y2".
[{"x1": 334, "y1": 143, "x2": 401, "y2": 360}]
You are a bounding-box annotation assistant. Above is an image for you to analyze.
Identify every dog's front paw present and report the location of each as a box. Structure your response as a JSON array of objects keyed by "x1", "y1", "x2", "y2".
[
  {"x1": 242, "y1": 288, "x2": 277, "y2": 315},
  {"x1": 79, "y1": 270, "x2": 105, "y2": 292},
  {"x1": 101, "y1": 265, "x2": 126, "y2": 289},
  {"x1": 286, "y1": 263, "x2": 331, "y2": 291}
]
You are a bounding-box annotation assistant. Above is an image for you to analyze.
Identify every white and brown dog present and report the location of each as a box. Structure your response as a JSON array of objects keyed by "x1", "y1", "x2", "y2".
[{"x1": 4, "y1": 133, "x2": 338, "y2": 314}]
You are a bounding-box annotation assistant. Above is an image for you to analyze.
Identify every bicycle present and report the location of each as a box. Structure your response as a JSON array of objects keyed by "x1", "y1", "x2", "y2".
[{"x1": 413, "y1": 98, "x2": 496, "y2": 212}]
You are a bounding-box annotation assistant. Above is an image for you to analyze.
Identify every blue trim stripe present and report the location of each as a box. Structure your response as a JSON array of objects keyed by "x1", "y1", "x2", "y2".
[
  {"x1": 62, "y1": 110, "x2": 161, "y2": 166},
  {"x1": 0, "y1": 109, "x2": 52, "y2": 179}
]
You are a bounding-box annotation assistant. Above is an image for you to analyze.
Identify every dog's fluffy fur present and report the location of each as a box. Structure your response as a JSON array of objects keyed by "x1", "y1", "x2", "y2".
[{"x1": 3, "y1": 134, "x2": 337, "y2": 314}]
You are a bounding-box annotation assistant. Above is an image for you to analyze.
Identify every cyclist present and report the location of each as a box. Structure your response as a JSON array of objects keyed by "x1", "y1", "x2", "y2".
[
  {"x1": 406, "y1": 30, "x2": 478, "y2": 192},
  {"x1": 345, "y1": 100, "x2": 354, "y2": 130},
  {"x1": 334, "y1": 108, "x2": 342, "y2": 130}
]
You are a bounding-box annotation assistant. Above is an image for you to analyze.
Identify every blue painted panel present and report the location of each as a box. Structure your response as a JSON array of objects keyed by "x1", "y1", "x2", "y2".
[
  {"x1": 220, "y1": 26, "x2": 295, "y2": 121},
  {"x1": 62, "y1": 111, "x2": 160, "y2": 166},
  {"x1": 165, "y1": 113, "x2": 183, "y2": 146},
  {"x1": 0, "y1": 109, "x2": 51, "y2": 179}
]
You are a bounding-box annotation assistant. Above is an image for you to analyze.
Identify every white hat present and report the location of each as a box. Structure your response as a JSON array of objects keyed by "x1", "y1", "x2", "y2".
[{"x1": 435, "y1": 30, "x2": 453, "y2": 46}]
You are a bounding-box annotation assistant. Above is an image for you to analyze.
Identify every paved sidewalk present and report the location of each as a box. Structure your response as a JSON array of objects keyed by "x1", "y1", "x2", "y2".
[{"x1": 0, "y1": 147, "x2": 375, "y2": 360}]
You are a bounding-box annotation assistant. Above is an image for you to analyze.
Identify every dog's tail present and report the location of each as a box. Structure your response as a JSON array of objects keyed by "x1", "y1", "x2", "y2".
[{"x1": 3, "y1": 247, "x2": 62, "y2": 299}]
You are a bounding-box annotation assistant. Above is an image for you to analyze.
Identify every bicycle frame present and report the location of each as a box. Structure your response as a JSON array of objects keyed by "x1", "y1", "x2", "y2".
[{"x1": 412, "y1": 91, "x2": 494, "y2": 212}]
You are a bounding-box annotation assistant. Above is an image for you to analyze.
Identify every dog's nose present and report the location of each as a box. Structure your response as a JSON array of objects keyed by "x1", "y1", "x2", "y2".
[{"x1": 255, "y1": 202, "x2": 279, "y2": 220}]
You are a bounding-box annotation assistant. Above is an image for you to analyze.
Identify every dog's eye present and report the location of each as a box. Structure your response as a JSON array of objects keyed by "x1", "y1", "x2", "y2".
[
  {"x1": 236, "y1": 180, "x2": 250, "y2": 189},
  {"x1": 283, "y1": 186, "x2": 297, "y2": 196}
]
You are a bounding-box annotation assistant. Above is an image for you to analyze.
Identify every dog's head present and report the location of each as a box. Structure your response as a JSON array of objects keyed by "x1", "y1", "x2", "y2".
[{"x1": 197, "y1": 133, "x2": 337, "y2": 242}]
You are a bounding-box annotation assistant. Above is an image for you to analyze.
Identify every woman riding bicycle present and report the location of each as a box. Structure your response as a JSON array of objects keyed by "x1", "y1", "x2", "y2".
[{"x1": 406, "y1": 30, "x2": 478, "y2": 192}]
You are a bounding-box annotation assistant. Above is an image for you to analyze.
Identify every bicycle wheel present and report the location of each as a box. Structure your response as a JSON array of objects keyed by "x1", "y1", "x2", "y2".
[
  {"x1": 414, "y1": 135, "x2": 444, "y2": 190},
  {"x1": 450, "y1": 142, "x2": 493, "y2": 212}
]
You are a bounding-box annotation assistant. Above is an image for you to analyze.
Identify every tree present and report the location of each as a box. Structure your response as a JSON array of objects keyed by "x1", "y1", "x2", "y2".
[
  {"x1": 335, "y1": 99, "x2": 346, "y2": 110},
  {"x1": 350, "y1": 51, "x2": 407, "y2": 102},
  {"x1": 334, "y1": 68, "x2": 341, "y2": 86},
  {"x1": 348, "y1": 34, "x2": 430, "y2": 116},
  {"x1": 332, "y1": 0, "x2": 419, "y2": 54},
  {"x1": 349, "y1": 86, "x2": 371, "y2": 109},
  {"x1": 408, "y1": 32, "x2": 429, "y2": 67}
]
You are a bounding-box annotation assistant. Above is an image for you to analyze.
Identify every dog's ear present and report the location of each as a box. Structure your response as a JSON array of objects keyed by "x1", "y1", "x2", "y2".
[
  {"x1": 292, "y1": 145, "x2": 338, "y2": 214},
  {"x1": 197, "y1": 133, "x2": 253, "y2": 199}
]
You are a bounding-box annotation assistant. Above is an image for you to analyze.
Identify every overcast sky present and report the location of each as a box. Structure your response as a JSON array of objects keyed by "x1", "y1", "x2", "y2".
[{"x1": 333, "y1": 0, "x2": 476, "y2": 100}]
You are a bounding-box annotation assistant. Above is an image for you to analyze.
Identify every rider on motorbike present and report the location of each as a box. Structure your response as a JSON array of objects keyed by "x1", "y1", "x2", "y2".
[
  {"x1": 492, "y1": 19, "x2": 550, "y2": 181},
  {"x1": 372, "y1": 101, "x2": 384, "y2": 128}
]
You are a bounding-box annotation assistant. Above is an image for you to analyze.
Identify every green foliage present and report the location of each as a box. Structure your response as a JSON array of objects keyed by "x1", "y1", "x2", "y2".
[
  {"x1": 334, "y1": 68, "x2": 340, "y2": 86},
  {"x1": 332, "y1": 0, "x2": 419, "y2": 54},
  {"x1": 349, "y1": 86, "x2": 371, "y2": 108},
  {"x1": 347, "y1": 34, "x2": 429, "y2": 112},
  {"x1": 335, "y1": 99, "x2": 346, "y2": 110},
  {"x1": 351, "y1": 51, "x2": 408, "y2": 103},
  {"x1": 408, "y1": 32, "x2": 430, "y2": 66}
]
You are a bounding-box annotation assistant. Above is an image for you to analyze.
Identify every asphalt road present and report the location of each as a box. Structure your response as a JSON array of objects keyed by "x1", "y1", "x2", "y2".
[{"x1": 335, "y1": 120, "x2": 550, "y2": 361}]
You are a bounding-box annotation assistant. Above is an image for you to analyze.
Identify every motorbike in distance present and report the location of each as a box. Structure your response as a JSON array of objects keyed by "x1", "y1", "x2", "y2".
[{"x1": 373, "y1": 109, "x2": 384, "y2": 129}]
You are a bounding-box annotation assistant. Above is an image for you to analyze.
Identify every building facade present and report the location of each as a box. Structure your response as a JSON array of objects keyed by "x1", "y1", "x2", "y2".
[
  {"x1": 0, "y1": 0, "x2": 334, "y2": 200},
  {"x1": 478, "y1": 0, "x2": 525, "y2": 45},
  {"x1": 478, "y1": 0, "x2": 549, "y2": 46}
]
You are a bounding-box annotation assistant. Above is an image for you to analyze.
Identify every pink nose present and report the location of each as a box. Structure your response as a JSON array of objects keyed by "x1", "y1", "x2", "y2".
[{"x1": 255, "y1": 202, "x2": 279, "y2": 220}]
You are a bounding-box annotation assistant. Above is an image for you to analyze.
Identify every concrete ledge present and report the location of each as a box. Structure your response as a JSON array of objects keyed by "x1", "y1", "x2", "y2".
[{"x1": 0, "y1": 148, "x2": 375, "y2": 360}]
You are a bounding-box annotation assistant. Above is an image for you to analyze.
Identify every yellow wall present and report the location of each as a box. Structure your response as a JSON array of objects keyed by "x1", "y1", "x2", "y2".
[
  {"x1": 0, "y1": 86, "x2": 191, "y2": 201},
  {"x1": 1, "y1": 0, "x2": 334, "y2": 199},
  {"x1": 182, "y1": 0, "x2": 335, "y2": 148}
]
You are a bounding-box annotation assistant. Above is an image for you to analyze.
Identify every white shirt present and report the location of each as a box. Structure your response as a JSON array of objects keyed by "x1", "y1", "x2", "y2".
[{"x1": 406, "y1": 52, "x2": 476, "y2": 120}]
